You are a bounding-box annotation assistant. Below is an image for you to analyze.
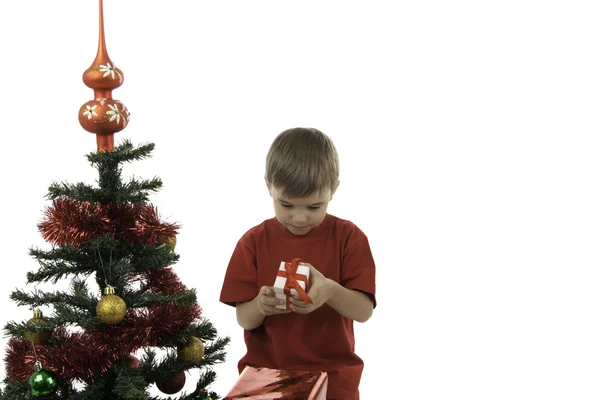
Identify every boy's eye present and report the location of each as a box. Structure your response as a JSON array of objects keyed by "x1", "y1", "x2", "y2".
[{"x1": 280, "y1": 203, "x2": 320, "y2": 209}]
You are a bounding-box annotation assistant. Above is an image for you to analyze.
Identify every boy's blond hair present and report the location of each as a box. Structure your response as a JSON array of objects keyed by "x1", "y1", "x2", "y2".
[{"x1": 265, "y1": 127, "x2": 339, "y2": 198}]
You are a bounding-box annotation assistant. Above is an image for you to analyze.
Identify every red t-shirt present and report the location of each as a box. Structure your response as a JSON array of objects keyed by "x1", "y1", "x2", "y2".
[{"x1": 219, "y1": 214, "x2": 377, "y2": 400}]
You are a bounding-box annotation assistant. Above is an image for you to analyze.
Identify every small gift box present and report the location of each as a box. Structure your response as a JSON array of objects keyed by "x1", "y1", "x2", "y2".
[
  {"x1": 273, "y1": 258, "x2": 311, "y2": 310},
  {"x1": 224, "y1": 366, "x2": 328, "y2": 400}
]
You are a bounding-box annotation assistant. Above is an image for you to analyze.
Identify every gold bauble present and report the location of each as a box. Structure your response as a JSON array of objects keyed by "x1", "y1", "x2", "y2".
[
  {"x1": 164, "y1": 236, "x2": 177, "y2": 250},
  {"x1": 24, "y1": 309, "x2": 51, "y2": 345},
  {"x1": 96, "y1": 286, "x2": 127, "y2": 324},
  {"x1": 177, "y1": 336, "x2": 204, "y2": 364}
]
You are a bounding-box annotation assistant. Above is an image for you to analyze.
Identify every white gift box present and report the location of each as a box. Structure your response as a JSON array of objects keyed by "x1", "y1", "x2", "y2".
[{"x1": 273, "y1": 261, "x2": 310, "y2": 310}]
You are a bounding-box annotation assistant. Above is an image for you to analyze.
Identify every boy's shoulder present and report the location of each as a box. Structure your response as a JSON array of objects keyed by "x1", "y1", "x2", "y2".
[
  {"x1": 328, "y1": 214, "x2": 360, "y2": 230},
  {"x1": 328, "y1": 214, "x2": 368, "y2": 241},
  {"x1": 237, "y1": 217, "x2": 279, "y2": 243}
]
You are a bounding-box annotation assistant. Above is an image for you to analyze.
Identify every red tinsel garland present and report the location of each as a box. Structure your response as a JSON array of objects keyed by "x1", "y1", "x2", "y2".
[
  {"x1": 38, "y1": 198, "x2": 179, "y2": 247},
  {"x1": 146, "y1": 268, "x2": 187, "y2": 295},
  {"x1": 7, "y1": 267, "x2": 202, "y2": 382},
  {"x1": 8, "y1": 198, "x2": 204, "y2": 382}
]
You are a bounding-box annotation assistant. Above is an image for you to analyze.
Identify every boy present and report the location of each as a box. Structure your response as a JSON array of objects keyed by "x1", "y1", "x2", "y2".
[{"x1": 219, "y1": 127, "x2": 376, "y2": 399}]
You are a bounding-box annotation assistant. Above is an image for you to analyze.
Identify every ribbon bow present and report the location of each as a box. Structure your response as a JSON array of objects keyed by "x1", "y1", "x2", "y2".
[{"x1": 277, "y1": 258, "x2": 312, "y2": 310}]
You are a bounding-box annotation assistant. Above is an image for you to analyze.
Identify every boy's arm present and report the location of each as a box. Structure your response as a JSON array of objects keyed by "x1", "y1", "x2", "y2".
[
  {"x1": 326, "y1": 280, "x2": 374, "y2": 323},
  {"x1": 236, "y1": 286, "x2": 291, "y2": 330},
  {"x1": 236, "y1": 297, "x2": 264, "y2": 331}
]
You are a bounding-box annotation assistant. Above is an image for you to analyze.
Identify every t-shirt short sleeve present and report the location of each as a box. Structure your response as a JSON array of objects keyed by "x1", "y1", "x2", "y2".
[
  {"x1": 341, "y1": 229, "x2": 377, "y2": 308},
  {"x1": 219, "y1": 238, "x2": 258, "y2": 307}
]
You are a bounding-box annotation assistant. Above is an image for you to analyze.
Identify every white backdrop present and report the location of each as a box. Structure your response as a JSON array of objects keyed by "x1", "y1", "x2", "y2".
[{"x1": 1, "y1": 1, "x2": 599, "y2": 399}]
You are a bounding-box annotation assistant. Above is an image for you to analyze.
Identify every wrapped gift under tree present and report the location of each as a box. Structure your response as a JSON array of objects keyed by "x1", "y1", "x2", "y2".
[{"x1": 224, "y1": 366, "x2": 327, "y2": 400}]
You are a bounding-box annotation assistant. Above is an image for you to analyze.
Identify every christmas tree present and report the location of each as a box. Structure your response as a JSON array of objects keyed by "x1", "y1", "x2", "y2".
[{"x1": 0, "y1": 1, "x2": 229, "y2": 399}]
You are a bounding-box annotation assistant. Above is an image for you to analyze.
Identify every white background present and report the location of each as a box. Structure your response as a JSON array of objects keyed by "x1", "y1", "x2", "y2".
[{"x1": 1, "y1": 1, "x2": 599, "y2": 399}]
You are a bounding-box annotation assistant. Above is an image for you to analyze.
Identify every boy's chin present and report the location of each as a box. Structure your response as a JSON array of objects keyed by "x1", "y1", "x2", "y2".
[{"x1": 286, "y1": 225, "x2": 312, "y2": 235}]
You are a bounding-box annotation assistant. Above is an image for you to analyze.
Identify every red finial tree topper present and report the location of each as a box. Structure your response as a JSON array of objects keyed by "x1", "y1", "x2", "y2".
[{"x1": 78, "y1": 0, "x2": 130, "y2": 152}]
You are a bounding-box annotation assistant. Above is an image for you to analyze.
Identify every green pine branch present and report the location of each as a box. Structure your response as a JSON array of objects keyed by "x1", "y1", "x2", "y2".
[
  {"x1": 0, "y1": 379, "x2": 28, "y2": 400},
  {"x1": 9, "y1": 286, "x2": 96, "y2": 312},
  {"x1": 30, "y1": 245, "x2": 90, "y2": 263},
  {"x1": 125, "y1": 290, "x2": 196, "y2": 308},
  {"x1": 46, "y1": 140, "x2": 162, "y2": 205},
  {"x1": 141, "y1": 349, "x2": 178, "y2": 384},
  {"x1": 47, "y1": 177, "x2": 162, "y2": 205},
  {"x1": 183, "y1": 370, "x2": 221, "y2": 400},
  {"x1": 27, "y1": 238, "x2": 144, "y2": 285},
  {"x1": 130, "y1": 245, "x2": 179, "y2": 272},
  {"x1": 113, "y1": 366, "x2": 148, "y2": 400},
  {"x1": 186, "y1": 320, "x2": 220, "y2": 342},
  {"x1": 46, "y1": 181, "x2": 98, "y2": 202},
  {"x1": 156, "y1": 320, "x2": 220, "y2": 348},
  {"x1": 26, "y1": 260, "x2": 94, "y2": 285},
  {"x1": 86, "y1": 140, "x2": 154, "y2": 165}
]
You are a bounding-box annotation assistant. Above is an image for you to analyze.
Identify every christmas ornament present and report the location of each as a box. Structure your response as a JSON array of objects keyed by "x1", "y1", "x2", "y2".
[
  {"x1": 78, "y1": 0, "x2": 129, "y2": 152},
  {"x1": 24, "y1": 309, "x2": 51, "y2": 345},
  {"x1": 178, "y1": 336, "x2": 204, "y2": 364},
  {"x1": 164, "y1": 235, "x2": 177, "y2": 250},
  {"x1": 79, "y1": 98, "x2": 130, "y2": 137},
  {"x1": 125, "y1": 354, "x2": 139, "y2": 368},
  {"x1": 96, "y1": 285, "x2": 126, "y2": 324},
  {"x1": 156, "y1": 371, "x2": 186, "y2": 395},
  {"x1": 28, "y1": 361, "x2": 58, "y2": 398}
]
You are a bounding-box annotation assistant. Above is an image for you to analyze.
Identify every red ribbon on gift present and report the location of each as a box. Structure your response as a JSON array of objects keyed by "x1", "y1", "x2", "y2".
[{"x1": 277, "y1": 258, "x2": 312, "y2": 310}]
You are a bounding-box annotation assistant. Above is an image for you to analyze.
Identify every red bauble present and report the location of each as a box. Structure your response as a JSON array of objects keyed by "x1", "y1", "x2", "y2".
[
  {"x1": 156, "y1": 371, "x2": 186, "y2": 395},
  {"x1": 126, "y1": 355, "x2": 139, "y2": 368}
]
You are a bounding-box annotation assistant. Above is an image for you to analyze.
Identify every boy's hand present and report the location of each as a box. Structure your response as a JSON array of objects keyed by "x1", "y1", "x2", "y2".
[
  {"x1": 289, "y1": 265, "x2": 333, "y2": 314},
  {"x1": 256, "y1": 286, "x2": 291, "y2": 316}
]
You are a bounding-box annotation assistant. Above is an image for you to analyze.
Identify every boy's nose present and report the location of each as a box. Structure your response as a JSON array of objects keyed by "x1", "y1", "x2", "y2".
[{"x1": 292, "y1": 213, "x2": 307, "y2": 224}]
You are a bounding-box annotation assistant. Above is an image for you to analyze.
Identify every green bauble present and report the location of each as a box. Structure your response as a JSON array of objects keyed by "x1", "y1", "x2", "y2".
[{"x1": 28, "y1": 368, "x2": 58, "y2": 397}]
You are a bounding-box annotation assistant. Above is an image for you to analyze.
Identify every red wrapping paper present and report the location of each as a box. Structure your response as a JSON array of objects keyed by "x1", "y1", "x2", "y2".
[{"x1": 224, "y1": 366, "x2": 328, "y2": 400}]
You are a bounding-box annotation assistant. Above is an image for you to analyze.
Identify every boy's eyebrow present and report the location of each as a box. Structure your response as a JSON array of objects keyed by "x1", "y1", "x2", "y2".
[{"x1": 277, "y1": 197, "x2": 325, "y2": 206}]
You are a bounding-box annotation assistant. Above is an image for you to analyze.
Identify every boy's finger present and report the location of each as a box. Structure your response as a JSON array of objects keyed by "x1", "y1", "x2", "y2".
[
  {"x1": 267, "y1": 306, "x2": 290, "y2": 315},
  {"x1": 263, "y1": 296, "x2": 284, "y2": 306},
  {"x1": 261, "y1": 286, "x2": 274, "y2": 296},
  {"x1": 289, "y1": 296, "x2": 302, "y2": 305}
]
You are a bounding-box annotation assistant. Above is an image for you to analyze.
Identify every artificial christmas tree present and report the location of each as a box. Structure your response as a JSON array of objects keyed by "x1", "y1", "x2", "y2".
[{"x1": 0, "y1": 1, "x2": 229, "y2": 399}]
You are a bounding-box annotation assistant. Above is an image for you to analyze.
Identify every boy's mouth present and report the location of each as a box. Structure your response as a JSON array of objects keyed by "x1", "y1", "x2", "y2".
[{"x1": 290, "y1": 225, "x2": 310, "y2": 232}]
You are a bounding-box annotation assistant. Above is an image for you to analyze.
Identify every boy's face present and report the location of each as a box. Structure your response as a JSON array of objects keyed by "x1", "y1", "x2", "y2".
[{"x1": 267, "y1": 183, "x2": 338, "y2": 236}]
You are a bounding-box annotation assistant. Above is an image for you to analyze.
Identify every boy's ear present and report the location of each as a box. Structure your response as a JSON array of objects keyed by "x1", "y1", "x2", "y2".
[
  {"x1": 265, "y1": 179, "x2": 272, "y2": 196},
  {"x1": 331, "y1": 180, "x2": 340, "y2": 198}
]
